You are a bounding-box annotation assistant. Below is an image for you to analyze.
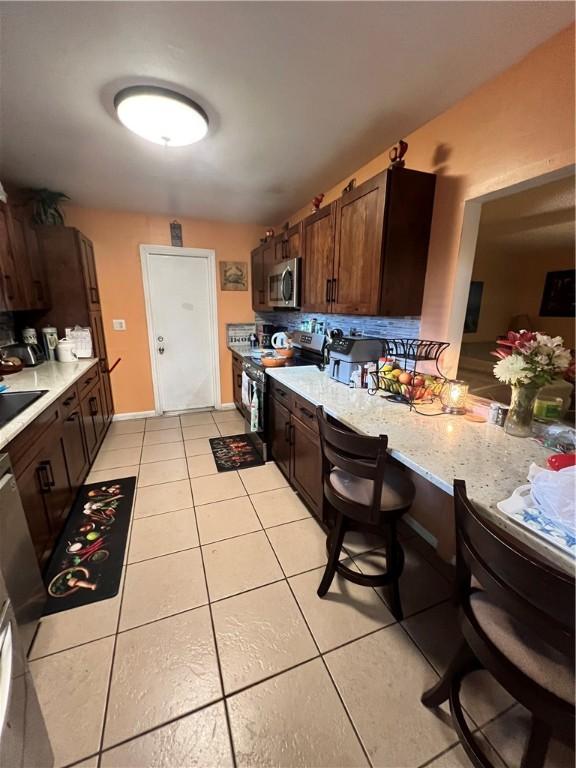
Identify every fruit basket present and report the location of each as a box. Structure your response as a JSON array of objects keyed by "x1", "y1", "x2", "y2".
[{"x1": 367, "y1": 339, "x2": 449, "y2": 408}]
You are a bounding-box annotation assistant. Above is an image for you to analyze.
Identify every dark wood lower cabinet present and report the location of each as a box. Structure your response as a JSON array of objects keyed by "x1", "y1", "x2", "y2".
[
  {"x1": 270, "y1": 397, "x2": 291, "y2": 479},
  {"x1": 39, "y1": 435, "x2": 72, "y2": 542},
  {"x1": 17, "y1": 459, "x2": 54, "y2": 568},
  {"x1": 290, "y1": 416, "x2": 323, "y2": 517},
  {"x1": 268, "y1": 381, "x2": 323, "y2": 520},
  {"x1": 232, "y1": 354, "x2": 243, "y2": 410},
  {"x1": 62, "y1": 409, "x2": 89, "y2": 489},
  {"x1": 7, "y1": 364, "x2": 112, "y2": 570}
]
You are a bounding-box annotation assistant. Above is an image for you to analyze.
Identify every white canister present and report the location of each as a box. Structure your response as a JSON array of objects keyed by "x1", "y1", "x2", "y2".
[
  {"x1": 56, "y1": 338, "x2": 78, "y2": 363},
  {"x1": 22, "y1": 327, "x2": 38, "y2": 345},
  {"x1": 42, "y1": 327, "x2": 58, "y2": 361}
]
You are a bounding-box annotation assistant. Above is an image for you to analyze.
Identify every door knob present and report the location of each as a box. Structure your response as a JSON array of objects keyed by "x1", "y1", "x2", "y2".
[{"x1": 158, "y1": 346, "x2": 165, "y2": 355}]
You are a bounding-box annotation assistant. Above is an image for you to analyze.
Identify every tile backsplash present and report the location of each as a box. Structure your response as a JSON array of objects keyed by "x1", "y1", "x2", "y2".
[
  {"x1": 0, "y1": 312, "x2": 15, "y2": 347},
  {"x1": 256, "y1": 311, "x2": 420, "y2": 339}
]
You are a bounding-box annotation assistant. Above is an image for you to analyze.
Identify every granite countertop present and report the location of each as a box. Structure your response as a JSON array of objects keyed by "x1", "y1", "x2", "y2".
[
  {"x1": 0, "y1": 359, "x2": 98, "y2": 450},
  {"x1": 228, "y1": 345, "x2": 255, "y2": 359},
  {"x1": 267, "y1": 366, "x2": 573, "y2": 574}
]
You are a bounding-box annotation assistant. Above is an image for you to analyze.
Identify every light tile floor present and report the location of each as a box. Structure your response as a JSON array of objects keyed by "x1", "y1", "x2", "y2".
[{"x1": 29, "y1": 410, "x2": 574, "y2": 768}]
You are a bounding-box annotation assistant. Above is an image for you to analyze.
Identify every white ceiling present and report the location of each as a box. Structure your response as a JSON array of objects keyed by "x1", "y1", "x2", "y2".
[
  {"x1": 0, "y1": 2, "x2": 573, "y2": 224},
  {"x1": 478, "y1": 175, "x2": 575, "y2": 252}
]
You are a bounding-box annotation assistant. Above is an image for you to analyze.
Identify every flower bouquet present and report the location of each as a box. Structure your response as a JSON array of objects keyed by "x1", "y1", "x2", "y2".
[{"x1": 492, "y1": 331, "x2": 573, "y2": 436}]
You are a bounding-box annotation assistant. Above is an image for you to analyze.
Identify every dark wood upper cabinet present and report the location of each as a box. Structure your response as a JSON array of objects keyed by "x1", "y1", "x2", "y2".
[
  {"x1": 332, "y1": 174, "x2": 386, "y2": 314},
  {"x1": 9, "y1": 205, "x2": 51, "y2": 310},
  {"x1": 299, "y1": 168, "x2": 436, "y2": 316},
  {"x1": 273, "y1": 234, "x2": 285, "y2": 263},
  {"x1": 301, "y1": 203, "x2": 336, "y2": 313},
  {"x1": 251, "y1": 245, "x2": 267, "y2": 312},
  {"x1": 378, "y1": 168, "x2": 436, "y2": 316},
  {"x1": 285, "y1": 222, "x2": 303, "y2": 260},
  {"x1": 79, "y1": 235, "x2": 100, "y2": 309},
  {"x1": 0, "y1": 202, "x2": 29, "y2": 311},
  {"x1": 273, "y1": 222, "x2": 303, "y2": 263}
]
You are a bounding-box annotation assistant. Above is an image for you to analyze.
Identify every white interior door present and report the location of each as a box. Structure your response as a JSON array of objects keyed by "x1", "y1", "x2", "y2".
[{"x1": 145, "y1": 249, "x2": 217, "y2": 413}]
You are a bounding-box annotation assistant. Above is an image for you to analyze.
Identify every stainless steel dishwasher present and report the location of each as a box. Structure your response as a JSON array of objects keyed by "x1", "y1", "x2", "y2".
[
  {"x1": 0, "y1": 570, "x2": 53, "y2": 767},
  {"x1": 0, "y1": 454, "x2": 46, "y2": 654}
]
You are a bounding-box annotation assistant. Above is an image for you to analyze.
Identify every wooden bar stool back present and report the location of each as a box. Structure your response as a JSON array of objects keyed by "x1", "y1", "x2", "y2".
[
  {"x1": 422, "y1": 479, "x2": 575, "y2": 768},
  {"x1": 315, "y1": 406, "x2": 415, "y2": 620}
]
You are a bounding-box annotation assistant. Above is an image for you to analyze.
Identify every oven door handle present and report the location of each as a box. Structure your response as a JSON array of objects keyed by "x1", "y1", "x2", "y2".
[{"x1": 280, "y1": 266, "x2": 292, "y2": 304}]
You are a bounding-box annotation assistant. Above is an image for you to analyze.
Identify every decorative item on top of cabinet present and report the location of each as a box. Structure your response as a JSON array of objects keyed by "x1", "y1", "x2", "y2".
[
  {"x1": 311, "y1": 193, "x2": 325, "y2": 213},
  {"x1": 388, "y1": 139, "x2": 409, "y2": 168},
  {"x1": 28, "y1": 188, "x2": 70, "y2": 226}
]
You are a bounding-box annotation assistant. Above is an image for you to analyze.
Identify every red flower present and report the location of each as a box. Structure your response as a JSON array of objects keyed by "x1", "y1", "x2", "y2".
[{"x1": 490, "y1": 330, "x2": 536, "y2": 360}]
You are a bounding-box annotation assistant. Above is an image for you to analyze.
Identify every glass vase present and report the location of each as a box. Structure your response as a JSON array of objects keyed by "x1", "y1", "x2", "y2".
[{"x1": 505, "y1": 384, "x2": 540, "y2": 437}]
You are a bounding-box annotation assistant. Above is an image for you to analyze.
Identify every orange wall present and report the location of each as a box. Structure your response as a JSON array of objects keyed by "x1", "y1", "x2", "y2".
[
  {"x1": 65, "y1": 25, "x2": 574, "y2": 415},
  {"x1": 64, "y1": 207, "x2": 261, "y2": 414},
  {"x1": 289, "y1": 25, "x2": 575, "y2": 373}
]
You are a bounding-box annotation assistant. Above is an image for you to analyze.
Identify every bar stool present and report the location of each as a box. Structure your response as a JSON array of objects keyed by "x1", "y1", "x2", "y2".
[
  {"x1": 422, "y1": 480, "x2": 575, "y2": 768},
  {"x1": 316, "y1": 406, "x2": 416, "y2": 620}
]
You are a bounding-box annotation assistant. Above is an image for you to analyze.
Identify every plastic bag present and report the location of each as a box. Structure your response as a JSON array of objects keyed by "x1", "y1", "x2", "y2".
[{"x1": 530, "y1": 465, "x2": 576, "y2": 534}]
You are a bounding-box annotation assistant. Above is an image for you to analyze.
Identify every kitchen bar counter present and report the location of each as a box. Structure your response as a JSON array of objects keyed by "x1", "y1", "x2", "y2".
[
  {"x1": 0, "y1": 359, "x2": 98, "y2": 451},
  {"x1": 267, "y1": 366, "x2": 573, "y2": 575}
]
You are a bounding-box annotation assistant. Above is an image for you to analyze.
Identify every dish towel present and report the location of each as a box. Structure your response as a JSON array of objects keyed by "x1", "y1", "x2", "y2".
[{"x1": 241, "y1": 372, "x2": 250, "y2": 408}]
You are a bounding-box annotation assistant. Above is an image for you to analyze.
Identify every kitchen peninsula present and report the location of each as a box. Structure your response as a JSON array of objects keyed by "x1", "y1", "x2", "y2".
[{"x1": 266, "y1": 365, "x2": 571, "y2": 575}]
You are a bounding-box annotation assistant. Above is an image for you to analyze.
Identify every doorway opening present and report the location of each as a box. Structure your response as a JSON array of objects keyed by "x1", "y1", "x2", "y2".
[{"x1": 140, "y1": 245, "x2": 221, "y2": 415}]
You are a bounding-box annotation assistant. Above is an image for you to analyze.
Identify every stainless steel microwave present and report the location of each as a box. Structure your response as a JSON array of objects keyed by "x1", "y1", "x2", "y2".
[{"x1": 267, "y1": 257, "x2": 300, "y2": 308}]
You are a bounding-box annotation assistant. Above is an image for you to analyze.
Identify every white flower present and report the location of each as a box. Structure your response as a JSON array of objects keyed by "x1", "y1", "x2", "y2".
[
  {"x1": 552, "y1": 348, "x2": 572, "y2": 371},
  {"x1": 493, "y1": 355, "x2": 532, "y2": 385}
]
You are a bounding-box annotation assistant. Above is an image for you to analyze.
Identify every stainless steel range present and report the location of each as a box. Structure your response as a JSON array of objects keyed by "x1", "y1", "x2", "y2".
[{"x1": 238, "y1": 331, "x2": 325, "y2": 460}]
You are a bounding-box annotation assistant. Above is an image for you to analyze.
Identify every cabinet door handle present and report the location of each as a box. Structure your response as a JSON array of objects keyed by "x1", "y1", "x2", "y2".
[
  {"x1": 38, "y1": 460, "x2": 55, "y2": 490},
  {"x1": 36, "y1": 464, "x2": 50, "y2": 493},
  {"x1": 325, "y1": 279, "x2": 331, "y2": 303},
  {"x1": 299, "y1": 406, "x2": 315, "y2": 421},
  {"x1": 331, "y1": 278, "x2": 337, "y2": 303},
  {"x1": 63, "y1": 394, "x2": 76, "y2": 407},
  {"x1": 3, "y1": 274, "x2": 14, "y2": 301},
  {"x1": 236, "y1": 373, "x2": 242, "y2": 387},
  {"x1": 66, "y1": 411, "x2": 78, "y2": 422},
  {"x1": 33, "y1": 280, "x2": 43, "y2": 302},
  {"x1": 89, "y1": 396, "x2": 98, "y2": 417},
  {"x1": 90, "y1": 286, "x2": 99, "y2": 303},
  {"x1": 284, "y1": 421, "x2": 291, "y2": 443}
]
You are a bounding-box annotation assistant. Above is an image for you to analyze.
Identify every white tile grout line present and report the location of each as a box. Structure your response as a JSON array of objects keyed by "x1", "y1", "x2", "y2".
[
  {"x1": 186, "y1": 474, "x2": 238, "y2": 768},
  {"x1": 236, "y1": 472, "x2": 375, "y2": 768},
  {"x1": 54, "y1": 444, "x2": 497, "y2": 768}
]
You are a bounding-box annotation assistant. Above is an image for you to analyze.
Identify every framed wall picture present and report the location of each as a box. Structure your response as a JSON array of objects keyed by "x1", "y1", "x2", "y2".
[
  {"x1": 220, "y1": 261, "x2": 248, "y2": 291},
  {"x1": 539, "y1": 269, "x2": 575, "y2": 317},
  {"x1": 463, "y1": 280, "x2": 484, "y2": 333}
]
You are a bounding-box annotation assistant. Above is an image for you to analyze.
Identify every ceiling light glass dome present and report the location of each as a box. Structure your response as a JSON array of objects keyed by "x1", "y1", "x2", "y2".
[{"x1": 114, "y1": 86, "x2": 208, "y2": 146}]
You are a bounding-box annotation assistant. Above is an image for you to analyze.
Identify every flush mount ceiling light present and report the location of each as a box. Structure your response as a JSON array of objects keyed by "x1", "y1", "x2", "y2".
[{"x1": 114, "y1": 86, "x2": 208, "y2": 146}]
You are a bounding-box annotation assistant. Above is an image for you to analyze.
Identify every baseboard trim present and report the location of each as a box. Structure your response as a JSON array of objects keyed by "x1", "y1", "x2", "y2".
[
  {"x1": 113, "y1": 411, "x2": 156, "y2": 421},
  {"x1": 217, "y1": 403, "x2": 235, "y2": 411},
  {"x1": 404, "y1": 514, "x2": 438, "y2": 549}
]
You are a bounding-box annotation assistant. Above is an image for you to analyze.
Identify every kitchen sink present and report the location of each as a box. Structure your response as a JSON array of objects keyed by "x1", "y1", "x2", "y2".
[{"x1": 0, "y1": 390, "x2": 48, "y2": 428}]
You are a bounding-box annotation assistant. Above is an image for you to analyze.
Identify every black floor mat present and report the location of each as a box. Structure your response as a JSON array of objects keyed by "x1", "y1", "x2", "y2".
[
  {"x1": 209, "y1": 434, "x2": 265, "y2": 472},
  {"x1": 43, "y1": 476, "x2": 136, "y2": 615}
]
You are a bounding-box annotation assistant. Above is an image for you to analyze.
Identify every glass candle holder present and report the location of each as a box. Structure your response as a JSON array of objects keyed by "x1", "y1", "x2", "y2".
[{"x1": 441, "y1": 379, "x2": 469, "y2": 414}]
